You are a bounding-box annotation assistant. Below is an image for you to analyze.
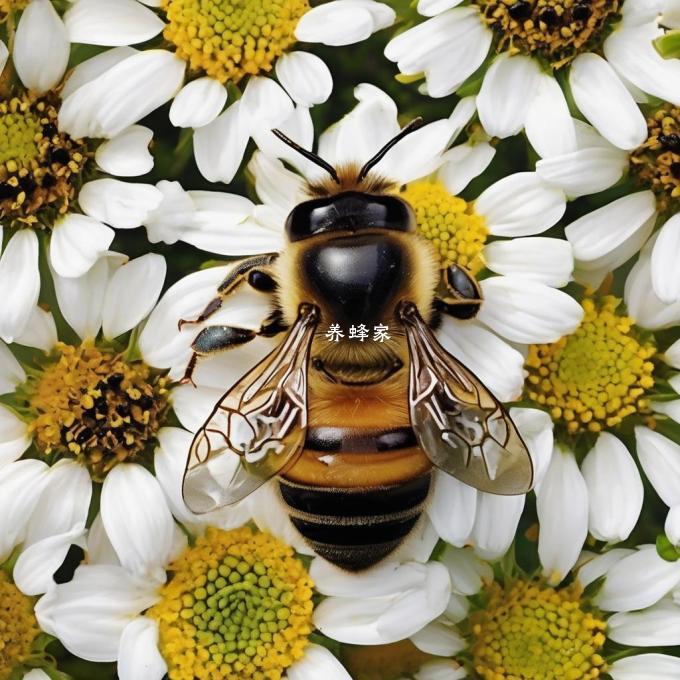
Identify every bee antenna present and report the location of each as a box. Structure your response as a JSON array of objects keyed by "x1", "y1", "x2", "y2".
[
  {"x1": 271, "y1": 129, "x2": 340, "y2": 184},
  {"x1": 357, "y1": 117, "x2": 424, "y2": 183}
]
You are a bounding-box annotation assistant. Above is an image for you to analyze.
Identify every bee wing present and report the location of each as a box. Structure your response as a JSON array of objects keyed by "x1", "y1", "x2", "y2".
[
  {"x1": 400, "y1": 303, "x2": 533, "y2": 495},
  {"x1": 183, "y1": 304, "x2": 319, "y2": 513}
]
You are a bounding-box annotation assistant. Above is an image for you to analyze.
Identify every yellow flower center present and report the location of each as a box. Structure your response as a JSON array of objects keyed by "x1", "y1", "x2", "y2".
[
  {"x1": 476, "y1": 0, "x2": 620, "y2": 68},
  {"x1": 342, "y1": 640, "x2": 435, "y2": 680},
  {"x1": 471, "y1": 580, "x2": 607, "y2": 680},
  {"x1": 630, "y1": 104, "x2": 680, "y2": 213},
  {"x1": 149, "y1": 526, "x2": 314, "y2": 680},
  {"x1": 0, "y1": 572, "x2": 40, "y2": 680},
  {"x1": 400, "y1": 180, "x2": 488, "y2": 273},
  {"x1": 0, "y1": 0, "x2": 28, "y2": 18},
  {"x1": 0, "y1": 94, "x2": 88, "y2": 227},
  {"x1": 525, "y1": 297, "x2": 655, "y2": 434},
  {"x1": 21, "y1": 342, "x2": 169, "y2": 479},
  {"x1": 162, "y1": 0, "x2": 309, "y2": 84}
]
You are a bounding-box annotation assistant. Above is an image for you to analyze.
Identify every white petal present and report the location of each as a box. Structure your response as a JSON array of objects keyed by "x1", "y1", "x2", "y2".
[
  {"x1": 605, "y1": 24, "x2": 680, "y2": 105},
  {"x1": 582, "y1": 433, "x2": 643, "y2": 542},
  {"x1": 610, "y1": 653, "x2": 680, "y2": 680},
  {"x1": 13, "y1": 306, "x2": 58, "y2": 351},
  {"x1": 651, "y1": 214, "x2": 680, "y2": 304},
  {"x1": 118, "y1": 617, "x2": 167, "y2": 680},
  {"x1": 439, "y1": 545, "x2": 492, "y2": 596},
  {"x1": 241, "y1": 76, "x2": 294, "y2": 130},
  {"x1": 313, "y1": 562, "x2": 451, "y2": 644},
  {"x1": 410, "y1": 620, "x2": 466, "y2": 656},
  {"x1": 23, "y1": 671, "x2": 51, "y2": 680},
  {"x1": 287, "y1": 643, "x2": 351, "y2": 680},
  {"x1": 477, "y1": 54, "x2": 541, "y2": 138},
  {"x1": 87, "y1": 514, "x2": 120, "y2": 566},
  {"x1": 570, "y1": 53, "x2": 647, "y2": 150},
  {"x1": 95, "y1": 125, "x2": 154, "y2": 177},
  {"x1": 50, "y1": 213, "x2": 114, "y2": 278},
  {"x1": 143, "y1": 180, "x2": 195, "y2": 245},
  {"x1": 636, "y1": 426, "x2": 680, "y2": 506},
  {"x1": 663, "y1": 0, "x2": 680, "y2": 27},
  {"x1": 666, "y1": 505, "x2": 680, "y2": 546},
  {"x1": 566, "y1": 191, "x2": 656, "y2": 268},
  {"x1": 80, "y1": 179, "x2": 162, "y2": 229},
  {"x1": 439, "y1": 142, "x2": 496, "y2": 195},
  {"x1": 276, "y1": 52, "x2": 332, "y2": 106},
  {"x1": 437, "y1": 318, "x2": 525, "y2": 401},
  {"x1": 478, "y1": 276, "x2": 584, "y2": 344},
  {"x1": 427, "y1": 470, "x2": 477, "y2": 546},
  {"x1": 483, "y1": 237, "x2": 574, "y2": 287},
  {"x1": 248, "y1": 151, "x2": 305, "y2": 217},
  {"x1": 651, "y1": 399, "x2": 680, "y2": 424},
  {"x1": 416, "y1": 659, "x2": 467, "y2": 680},
  {"x1": 0, "y1": 459, "x2": 49, "y2": 561},
  {"x1": 64, "y1": 0, "x2": 164, "y2": 46},
  {"x1": 470, "y1": 492, "x2": 524, "y2": 560},
  {"x1": 510, "y1": 406, "x2": 554, "y2": 487},
  {"x1": 296, "y1": 0, "x2": 395, "y2": 46},
  {"x1": 0, "y1": 41, "x2": 8, "y2": 75},
  {"x1": 525, "y1": 73, "x2": 576, "y2": 158},
  {"x1": 14, "y1": 0, "x2": 69, "y2": 93},
  {"x1": 62, "y1": 46, "x2": 138, "y2": 100},
  {"x1": 621, "y1": 0, "x2": 664, "y2": 25},
  {"x1": 577, "y1": 548, "x2": 636, "y2": 588},
  {"x1": 609, "y1": 599, "x2": 680, "y2": 646},
  {"x1": 0, "y1": 405, "x2": 30, "y2": 467},
  {"x1": 417, "y1": 0, "x2": 466, "y2": 16},
  {"x1": 596, "y1": 545, "x2": 680, "y2": 611},
  {"x1": 34, "y1": 566, "x2": 159, "y2": 662},
  {"x1": 51, "y1": 252, "x2": 126, "y2": 341},
  {"x1": 475, "y1": 172, "x2": 566, "y2": 237},
  {"x1": 102, "y1": 253, "x2": 166, "y2": 339},
  {"x1": 101, "y1": 464, "x2": 178, "y2": 582},
  {"x1": 536, "y1": 446, "x2": 588, "y2": 584},
  {"x1": 665, "y1": 337, "x2": 680, "y2": 369},
  {"x1": 0, "y1": 342, "x2": 25, "y2": 395},
  {"x1": 536, "y1": 146, "x2": 628, "y2": 199},
  {"x1": 0, "y1": 230, "x2": 39, "y2": 343},
  {"x1": 169, "y1": 77, "x2": 227, "y2": 129},
  {"x1": 194, "y1": 101, "x2": 250, "y2": 184},
  {"x1": 59, "y1": 50, "x2": 186, "y2": 139}
]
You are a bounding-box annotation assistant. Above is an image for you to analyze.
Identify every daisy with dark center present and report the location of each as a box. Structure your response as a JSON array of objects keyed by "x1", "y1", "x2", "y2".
[
  {"x1": 0, "y1": 1, "x2": 166, "y2": 345},
  {"x1": 57, "y1": 0, "x2": 396, "y2": 184},
  {"x1": 385, "y1": 0, "x2": 679, "y2": 158}
]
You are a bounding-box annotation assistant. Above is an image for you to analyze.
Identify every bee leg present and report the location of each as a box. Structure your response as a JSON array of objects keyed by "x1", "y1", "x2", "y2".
[
  {"x1": 180, "y1": 326, "x2": 257, "y2": 386},
  {"x1": 178, "y1": 254, "x2": 278, "y2": 330},
  {"x1": 435, "y1": 263, "x2": 483, "y2": 320}
]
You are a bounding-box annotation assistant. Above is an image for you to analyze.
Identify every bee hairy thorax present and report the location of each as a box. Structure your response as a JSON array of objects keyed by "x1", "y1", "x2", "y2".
[{"x1": 279, "y1": 378, "x2": 433, "y2": 570}]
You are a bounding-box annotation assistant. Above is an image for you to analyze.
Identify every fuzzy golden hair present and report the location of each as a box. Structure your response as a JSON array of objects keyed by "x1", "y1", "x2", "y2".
[{"x1": 305, "y1": 163, "x2": 398, "y2": 198}]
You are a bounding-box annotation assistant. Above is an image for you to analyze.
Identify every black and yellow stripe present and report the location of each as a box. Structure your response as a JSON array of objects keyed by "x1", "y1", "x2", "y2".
[{"x1": 278, "y1": 425, "x2": 431, "y2": 570}]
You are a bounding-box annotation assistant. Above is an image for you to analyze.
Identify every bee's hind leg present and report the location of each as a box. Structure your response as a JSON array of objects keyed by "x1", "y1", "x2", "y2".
[
  {"x1": 177, "y1": 254, "x2": 278, "y2": 330},
  {"x1": 434, "y1": 263, "x2": 483, "y2": 321}
]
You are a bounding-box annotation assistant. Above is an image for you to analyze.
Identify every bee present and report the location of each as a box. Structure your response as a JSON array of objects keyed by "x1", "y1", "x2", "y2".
[{"x1": 180, "y1": 119, "x2": 533, "y2": 570}]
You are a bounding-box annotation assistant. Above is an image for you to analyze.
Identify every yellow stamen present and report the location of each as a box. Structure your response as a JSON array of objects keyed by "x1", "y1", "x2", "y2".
[
  {"x1": 471, "y1": 579, "x2": 607, "y2": 680},
  {"x1": 476, "y1": 0, "x2": 620, "y2": 68},
  {"x1": 630, "y1": 104, "x2": 680, "y2": 213},
  {"x1": 0, "y1": 571, "x2": 39, "y2": 680},
  {"x1": 21, "y1": 341, "x2": 169, "y2": 479},
  {"x1": 400, "y1": 180, "x2": 488, "y2": 273},
  {"x1": 162, "y1": 0, "x2": 309, "y2": 85},
  {"x1": 149, "y1": 526, "x2": 314, "y2": 680},
  {"x1": 525, "y1": 297, "x2": 656, "y2": 434}
]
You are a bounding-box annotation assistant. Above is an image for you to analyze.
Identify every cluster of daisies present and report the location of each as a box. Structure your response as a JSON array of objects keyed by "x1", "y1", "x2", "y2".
[{"x1": 0, "y1": 0, "x2": 679, "y2": 679}]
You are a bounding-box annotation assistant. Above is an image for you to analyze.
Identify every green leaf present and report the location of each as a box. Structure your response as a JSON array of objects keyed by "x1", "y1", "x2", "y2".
[
  {"x1": 654, "y1": 31, "x2": 680, "y2": 59},
  {"x1": 656, "y1": 533, "x2": 680, "y2": 562}
]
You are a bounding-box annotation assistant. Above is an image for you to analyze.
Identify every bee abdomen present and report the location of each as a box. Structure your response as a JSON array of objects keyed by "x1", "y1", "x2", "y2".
[{"x1": 278, "y1": 474, "x2": 431, "y2": 571}]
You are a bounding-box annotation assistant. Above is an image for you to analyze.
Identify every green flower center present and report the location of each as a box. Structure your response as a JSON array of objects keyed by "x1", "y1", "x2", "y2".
[
  {"x1": 162, "y1": 0, "x2": 309, "y2": 84},
  {"x1": 149, "y1": 526, "x2": 314, "y2": 680},
  {"x1": 476, "y1": 0, "x2": 621, "y2": 68}
]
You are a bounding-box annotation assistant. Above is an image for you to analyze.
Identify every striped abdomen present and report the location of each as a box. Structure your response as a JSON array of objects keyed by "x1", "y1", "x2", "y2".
[{"x1": 279, "y1": 425, "x2": 431, "y2": 570}]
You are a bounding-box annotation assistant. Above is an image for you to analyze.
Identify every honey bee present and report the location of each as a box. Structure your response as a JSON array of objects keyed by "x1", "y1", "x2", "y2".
[{"x1": 180, "y1": 120, "x2": 533, "y2": 570}]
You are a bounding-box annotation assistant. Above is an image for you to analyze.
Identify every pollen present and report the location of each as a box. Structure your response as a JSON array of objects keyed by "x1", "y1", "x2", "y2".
[
  {"x1": 0, "y1": 0, "x2": 28, "y2": 19},
  {"x1": 149, "y1": 526, "x2": 315, "y2": 680},
  {"x1": 162, "y1": 0, "x2": 309, "y2": 85},
  {"x1": 21, "y1": 342, "x2": 169, "y2": 479},
  {"x1": 471, "y1": 579, "x2": 607, "y2": 680},
  {"x1": 630, "y1": 104, "x2": 680, "y2": 213},
  {"x1": 0, "y1": 571, "x2": 40, "y2": 680},
  {"x1": 400, "y1": 180, "x2": 488, "y2": 274},
  {"x1": 525, "y1": 297, "x2": 656, "y2": 434},
  {"x1": 0, "y1": 94, "x2": 88, "y2": 228},
  {"x1": 476, "y1": 0, "x2": 620, "y2": 68}
]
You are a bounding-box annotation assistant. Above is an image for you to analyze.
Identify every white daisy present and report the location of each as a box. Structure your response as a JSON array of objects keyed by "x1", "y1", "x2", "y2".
[
  {"x1": 0, "y1": 457, "x2": 90, "y2": 679},
  {"x1": 0, "y1": 4, "x2": 163, "y2": 343},
  {"x1": 385, "y1": 0, "x2": 680, "y2": 156},
  {"x1": 57, "y1": 0, "x2": 396, "y2": 183}
]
